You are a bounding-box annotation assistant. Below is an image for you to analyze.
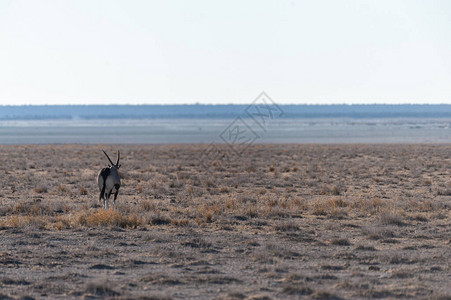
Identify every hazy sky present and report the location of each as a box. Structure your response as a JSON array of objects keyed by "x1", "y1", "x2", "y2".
[{"x1": 1, "y1": 0, "x2": 450, "y2": 105}]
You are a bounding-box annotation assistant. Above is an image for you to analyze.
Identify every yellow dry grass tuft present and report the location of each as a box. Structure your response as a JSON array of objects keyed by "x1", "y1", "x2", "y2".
[
  {"x1": 0, "y1": 209, "x2": 142, "y2": 230},
  {"x1": 312, "y1": 197, "x2": 348, "y2": 216},
  {"x1": 75, "y1": 209, "x2": 142, "y2": 228},
  {"x1": 1, "y1": 215, "x2": 49, "y2": 229}
]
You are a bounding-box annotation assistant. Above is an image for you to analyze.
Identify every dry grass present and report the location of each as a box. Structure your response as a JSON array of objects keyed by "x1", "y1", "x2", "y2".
[
  {"x1": 75, "y1": 209, "x2": 142, "y2": 228},
  {"x1": 0, "y1": 208, "x2": 142, "y2": 229},
  {"x1": 2, "y1": 215, "x2": 49, "y2": 229},
  {"x1": 0, "y1": 144, "x2": 450, "y2": 299}
]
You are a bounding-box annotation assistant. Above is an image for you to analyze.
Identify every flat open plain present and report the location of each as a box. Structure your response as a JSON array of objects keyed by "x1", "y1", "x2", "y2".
[{"x1": 0, "y1": 144, "x2": 450, "y2": 299}]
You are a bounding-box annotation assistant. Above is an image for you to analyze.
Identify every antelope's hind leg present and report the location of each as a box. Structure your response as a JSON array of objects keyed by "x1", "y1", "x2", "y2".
[
  {"x1": 113, "y1": 190, "x2": 119, "y2": 210},
  {"x1": 103, "y1": 193, "x2": 111, "y2": 210},
  {"x1": 99, "y1": 188, "x2": 105, "y2": 208}
]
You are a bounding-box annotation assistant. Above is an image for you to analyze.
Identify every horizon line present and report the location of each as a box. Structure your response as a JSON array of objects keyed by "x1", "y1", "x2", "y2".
[{"x1": 2, "y1": 102, "x2": 451, "y2": 106}]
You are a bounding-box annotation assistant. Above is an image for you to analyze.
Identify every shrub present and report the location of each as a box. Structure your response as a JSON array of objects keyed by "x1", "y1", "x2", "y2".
[
  {"x1": 57, "y1": 184, "x2": 71, "y2": 195},
  {"x1": 330, "y1": 238, "x2": 351, "y2": 246},
  {"x1": 378, "y1": 211, "x2": 405, "y2": 226},
  {"x1": 79, "y1": 186, "x2": 88, "y2": 195},
  {"x1": 219, "y1": 186, "x2": 229, "y2": 193},
  {"x1": 34, "y1": 186, "x2": 48, "y2": 193},
  {"x1": 140, "y1": 200, "x2": 155, "y2": 211}
]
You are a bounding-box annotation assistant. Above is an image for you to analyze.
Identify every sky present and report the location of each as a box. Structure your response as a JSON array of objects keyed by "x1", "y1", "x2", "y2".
[{"x1": 0, "y1": 0, "x2": 451, "y2": 105}]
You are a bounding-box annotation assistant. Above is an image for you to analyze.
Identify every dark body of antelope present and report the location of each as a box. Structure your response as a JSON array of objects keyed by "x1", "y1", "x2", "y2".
[{"x1": 97, "y1": 150, "x2": 121, "y2": 210}]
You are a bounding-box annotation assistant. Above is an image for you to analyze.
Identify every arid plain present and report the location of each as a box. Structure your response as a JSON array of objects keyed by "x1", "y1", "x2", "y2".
[{"x1": 0, "y1": 144, "x2": 450, "y2": 299}]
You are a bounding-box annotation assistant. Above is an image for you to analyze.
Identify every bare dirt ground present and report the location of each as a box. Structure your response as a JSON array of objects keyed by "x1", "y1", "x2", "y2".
[{"x1": 0, "y1": 144, "x2": 450, "y2": 299}]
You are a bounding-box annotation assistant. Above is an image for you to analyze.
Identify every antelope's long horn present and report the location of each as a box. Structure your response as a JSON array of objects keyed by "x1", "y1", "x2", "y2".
[
  {"x1": 116, "y1": 151, "x2": 120, "y2": 167},
  {"x1": 102, "y1": 150, "x2": 115, "y2": 166}
]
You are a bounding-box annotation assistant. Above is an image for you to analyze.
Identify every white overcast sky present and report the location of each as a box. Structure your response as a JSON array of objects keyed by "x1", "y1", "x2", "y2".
[{"x1": 0, "y1": 0, "x2": 451, "y2": 105}]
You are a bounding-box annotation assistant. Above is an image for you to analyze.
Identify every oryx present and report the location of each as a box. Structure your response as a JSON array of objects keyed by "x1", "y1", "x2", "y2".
[{"x1": 97, "y1": 150, "x2": 121, "y2": 210}]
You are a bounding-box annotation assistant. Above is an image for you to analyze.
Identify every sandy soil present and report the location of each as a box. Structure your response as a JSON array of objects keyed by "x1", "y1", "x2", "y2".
[{"x1": 0, "y1": 144, "x2": 450, "y2": 299}]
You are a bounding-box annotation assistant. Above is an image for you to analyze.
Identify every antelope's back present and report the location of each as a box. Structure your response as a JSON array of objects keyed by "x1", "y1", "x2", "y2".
[{"x1": 108, "y1": 167, "x2": 121, "y2": 186}]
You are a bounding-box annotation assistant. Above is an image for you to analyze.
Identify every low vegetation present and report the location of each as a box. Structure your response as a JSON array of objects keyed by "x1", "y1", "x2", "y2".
[{"x1": 0, "y1": 144, "x2": 450, "y2": 299}]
